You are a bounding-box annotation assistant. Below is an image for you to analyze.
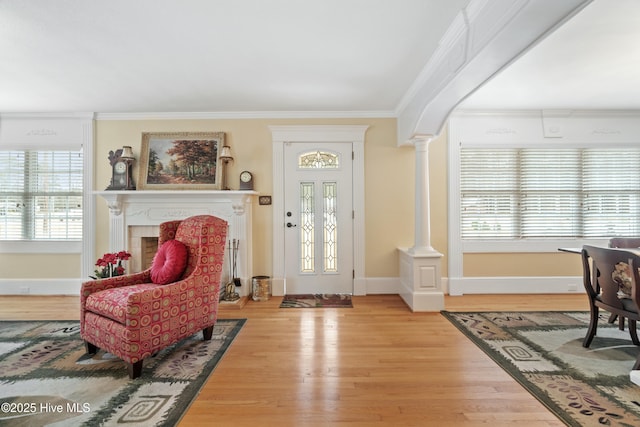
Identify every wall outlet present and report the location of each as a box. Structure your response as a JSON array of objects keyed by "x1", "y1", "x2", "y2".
[
  {"x1": 19, "y1": 286, "x2": 30, "y2": 294},
  {"x1": 567, "y1": 284, "x2": 578, "y2": 292}
]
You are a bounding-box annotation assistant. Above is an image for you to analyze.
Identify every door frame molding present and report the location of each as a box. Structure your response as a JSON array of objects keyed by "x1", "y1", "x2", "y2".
[{"x1": 270, "y1": 125, "x2": 369, "y2": 296}]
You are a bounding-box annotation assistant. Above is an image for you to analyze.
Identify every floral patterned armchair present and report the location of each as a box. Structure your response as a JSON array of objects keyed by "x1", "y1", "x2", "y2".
[{"x1": 80, "y1": 215, "x2": 228, "y2": 378}]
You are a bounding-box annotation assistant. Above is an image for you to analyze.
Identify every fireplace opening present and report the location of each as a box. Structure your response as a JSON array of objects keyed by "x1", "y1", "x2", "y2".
[
  {"x1": 128, "y1": 226, "x2": 159, "y2": 273},
  {"x1": 141, "y1": 237, "x2": 159, "y2": 271}
]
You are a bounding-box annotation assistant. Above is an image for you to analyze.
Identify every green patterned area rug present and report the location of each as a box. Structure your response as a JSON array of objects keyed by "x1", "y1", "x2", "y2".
[
  {"x1": 0, "y1": 319, "x2": 245, "y2": 426},
  {"x1": 443, "y1": 311, "x2": 640, "y2": 426},
  {"x1": 280, "y1": 294, "x2": 353, "y2": 308}
]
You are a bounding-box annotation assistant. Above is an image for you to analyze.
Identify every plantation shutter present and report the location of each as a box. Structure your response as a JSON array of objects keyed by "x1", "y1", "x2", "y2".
[
  {"x1": 461, "y1": 147, "x2": 640, "y2": 240},
  {"x1": 520, "y1": 149, "x2": 581, "y2": 237},
  {"x1": 460, "y1": 149, "x2": 518, "y2": 239},
  {"x1": 582, "y1": 149, "x2": 640, "y2": 237},
  {"x1": 0, "y1": 150, "x2": 83, "y2": 240}
]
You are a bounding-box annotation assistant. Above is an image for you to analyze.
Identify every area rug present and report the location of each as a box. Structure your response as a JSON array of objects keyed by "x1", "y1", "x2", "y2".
[
  {"x1": 442, "y1": 311, "x2": 640, "y2": 426},
  {"x1": 0, "y1": 319, "x2": 245, "y2": 427},
  {"x1": 280, "y1": 294, "x2": 352, "y2": 308}
]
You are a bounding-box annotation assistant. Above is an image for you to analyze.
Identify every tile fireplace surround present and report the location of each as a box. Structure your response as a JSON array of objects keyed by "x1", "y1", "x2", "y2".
[{"x1": 96, "y1": 190, "x2": 257, "y2": 298}]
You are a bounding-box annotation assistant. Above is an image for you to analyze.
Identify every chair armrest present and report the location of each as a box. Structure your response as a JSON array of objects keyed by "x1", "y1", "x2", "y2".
[
  {"x1": 81, "y1": 269, "x2": 152, "y2": 306},
  {"x1": 80, "y1": 269, "x2": 153, "y2": 336}
]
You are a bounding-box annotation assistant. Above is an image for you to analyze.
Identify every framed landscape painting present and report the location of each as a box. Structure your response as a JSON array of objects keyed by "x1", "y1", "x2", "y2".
[{"x1": 138, "y1": 132, "x2": 225, "y2": 190}]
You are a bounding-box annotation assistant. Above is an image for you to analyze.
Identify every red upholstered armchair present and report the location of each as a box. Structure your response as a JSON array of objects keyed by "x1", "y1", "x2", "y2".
[{"x1": 80, "y1": 215, "x2": 228, "y2": 378}]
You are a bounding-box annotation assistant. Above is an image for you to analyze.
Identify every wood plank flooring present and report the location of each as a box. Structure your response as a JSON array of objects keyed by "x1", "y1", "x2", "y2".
[{"x1": 0, "y1": 293, "x2": 589, "y2": 426}]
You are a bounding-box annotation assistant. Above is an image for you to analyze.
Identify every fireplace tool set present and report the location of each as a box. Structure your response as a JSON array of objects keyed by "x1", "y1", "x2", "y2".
[{"x1": 221, "y1": 239, "x2": 240, "y2": 301}]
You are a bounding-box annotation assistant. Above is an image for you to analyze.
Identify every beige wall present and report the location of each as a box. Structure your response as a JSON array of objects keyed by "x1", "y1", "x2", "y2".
[
  {"x1": 463, "y1": 253, "x2": 581, "y2": 277},
  {"x1": 0, "y1": 254, "x2": 81, "y2": 278},
  {"x1": 0, "y1": 116, "x2": 581, "y2": 283},
  {"x1": 94, "y1": 117, "x2": 415, "y2": 280}
]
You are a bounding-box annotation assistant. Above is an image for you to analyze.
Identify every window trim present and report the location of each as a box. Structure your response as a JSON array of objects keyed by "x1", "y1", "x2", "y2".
[
  {"x1": 454, "y1": 144, "x2": 640, "y2": 253},
  {"x1": 449, "y1": 112, "x2": 640, "y2": 256},
  {"x1": 456, "y1": 145, "x2": 640, "y2": 251},
  {"x1": 0, "y1": 114, "x2": 94, "y2": 276},
  {"x1": 459, "y1": 146, "x2": 640, "y2": 242},
  {"x1": 461, "y1": 238, "x2": 609, "y2": 253}
]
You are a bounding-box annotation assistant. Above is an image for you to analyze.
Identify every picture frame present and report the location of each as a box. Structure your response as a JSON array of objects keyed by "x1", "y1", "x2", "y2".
[{"x1": 137, "y1": 131, "x2": 225, "y2": 190}]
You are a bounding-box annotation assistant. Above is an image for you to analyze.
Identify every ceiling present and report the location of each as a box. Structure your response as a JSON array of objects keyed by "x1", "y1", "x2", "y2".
[
  {"x1": 460, "y1": 0, "x2": 640, "y2": 110},
  {"x1": 0, "y1": 0, "x2": 468, "y2": 115},
  {"x1": 0, "y1": 0, "x2": 638, "y2": 116}
]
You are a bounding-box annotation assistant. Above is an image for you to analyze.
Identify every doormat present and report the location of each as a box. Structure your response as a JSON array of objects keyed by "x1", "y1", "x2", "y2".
[
  {"x1": 280, "y1": 294, "x2": 353, "y2": 308},
  {"x1": 442, "y1": 310, "x2": 640, "y2": 426},
  {"x1": 0, "y1": 319, "x2": 245, "y2": 426}
]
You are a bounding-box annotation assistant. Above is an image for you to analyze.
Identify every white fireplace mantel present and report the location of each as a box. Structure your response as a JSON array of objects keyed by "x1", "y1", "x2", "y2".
[{"x1": 96, "y1": 190, "x2": 257, "y2": 297}]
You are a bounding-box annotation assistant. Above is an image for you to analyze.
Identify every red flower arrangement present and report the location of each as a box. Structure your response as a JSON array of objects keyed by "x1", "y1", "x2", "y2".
[{"x1": 90, "y1": 250, "x2": 132, "y2": 279}]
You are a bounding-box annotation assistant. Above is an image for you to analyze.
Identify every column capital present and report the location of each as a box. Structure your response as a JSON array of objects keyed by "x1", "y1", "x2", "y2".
[
  {"x1": 399, "y1": 134, "x2": 436, "y2": 148},
  {"x1": 411, "y1": 134, "x2": 435, "y2": 143}
]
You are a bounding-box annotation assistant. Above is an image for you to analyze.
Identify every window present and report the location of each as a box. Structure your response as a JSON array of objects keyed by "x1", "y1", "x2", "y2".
[
  {"x1": 298, "y1": 150, "x2": 339, "y2": 169},
  {"x1": 461, "y1": 147, "x2": 640, "y2": 239},
  {"x1": 0, "y1": 150, "x2": 83, "y2": 241}
]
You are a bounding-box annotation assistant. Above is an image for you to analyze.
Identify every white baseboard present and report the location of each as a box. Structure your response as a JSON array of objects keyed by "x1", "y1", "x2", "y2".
[
  {"x1": 0, "y1": 279, "x2": 81, "y2": 295},
  {"x1": 448, "y1": 276, "x2": 584, "y2": 295},
  {"x1": 0, "y1": 276, "x2": 583, "y2": 297}
]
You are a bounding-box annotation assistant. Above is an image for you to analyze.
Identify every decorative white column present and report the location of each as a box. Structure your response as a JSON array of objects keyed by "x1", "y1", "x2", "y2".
[
  {"x1": 398, "y1": 136, "x2": 444, "y2": 312},
  {"x1": 410, "y1": 137, "x2": 437, "y2": 255}
]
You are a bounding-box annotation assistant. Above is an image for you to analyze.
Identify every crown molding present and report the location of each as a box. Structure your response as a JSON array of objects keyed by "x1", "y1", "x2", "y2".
[
  {"x1": 95, "y1": 110, "x2": 395, "y2": 121},
  {"x1": 452, "y1": 108, "x2": 640, "y2": 118},
  {"x1": 0, "y1": 112, "x2": 95, "y2": 120}
]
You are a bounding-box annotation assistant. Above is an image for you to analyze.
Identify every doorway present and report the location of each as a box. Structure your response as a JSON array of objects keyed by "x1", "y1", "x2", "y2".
[
  {"x1": 270, "y1": 125, "x2": 368, "y2": 296},
  {"x1": 283, "y1": 142, "x2": 353, "y2": 294}
]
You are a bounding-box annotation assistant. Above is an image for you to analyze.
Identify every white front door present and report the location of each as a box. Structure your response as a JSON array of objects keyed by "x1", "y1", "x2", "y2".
[{"x1": 283, "y1": 142, "x2": 353, "y2": 294}]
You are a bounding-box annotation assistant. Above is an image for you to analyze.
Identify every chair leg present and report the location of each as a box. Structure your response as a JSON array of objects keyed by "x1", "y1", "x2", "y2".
[
  {"x1": 609, "y1": 313, "x2": 626, "y2": 330},
  {"x1": 634, "y1": 354, "x2": 640, "y2": 371},
  {"x1": 85, "y1": 341, "x2": 98, "y2": 354},
  {"x1": 203, "y1": 326, "x2": 214, "y2": 341},
  {"x1": 629, "y1": 320, "x2": 640, "y2": 345},
  {"x1": 127, "y1": 360, "x2": 144, "y2": 379},
  {"x1": 583, "y1": 306, "x2": 599, "y2": 348}
]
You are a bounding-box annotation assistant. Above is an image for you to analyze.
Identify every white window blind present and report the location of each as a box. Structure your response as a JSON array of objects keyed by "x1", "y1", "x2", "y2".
[
  {"x1": 0, "y1": 150, "x2": 83, "y2": 241},
  {"x1": 461, "y1": 148, "x2": 640, "y2": 239}
]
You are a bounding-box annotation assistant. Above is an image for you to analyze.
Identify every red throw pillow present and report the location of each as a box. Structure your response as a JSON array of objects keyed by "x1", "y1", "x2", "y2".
[{"x1": 150, "y1": 240, "x2": 188, "y2": 285}]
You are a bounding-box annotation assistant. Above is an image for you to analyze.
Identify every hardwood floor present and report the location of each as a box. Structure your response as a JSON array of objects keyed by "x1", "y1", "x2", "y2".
[{"x1": 0, "y1": 293, "x2": 589, "y2": 426}]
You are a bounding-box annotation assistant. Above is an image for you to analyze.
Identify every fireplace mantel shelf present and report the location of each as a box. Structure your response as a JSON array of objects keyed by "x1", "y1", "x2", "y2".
[{"x1": 95, "y1": 190, "x2": 258, "y2": 216}]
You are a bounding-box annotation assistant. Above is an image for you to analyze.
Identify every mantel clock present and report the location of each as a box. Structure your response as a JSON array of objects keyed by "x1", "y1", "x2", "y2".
[{"x1": 106, "y1": 146, "x2": 136, "y2": 191}]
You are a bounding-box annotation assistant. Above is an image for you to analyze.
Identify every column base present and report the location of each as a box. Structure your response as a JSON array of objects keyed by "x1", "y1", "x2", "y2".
[
  {"x1": 398, "y1": 247, "x2": 444, "y2": 312},
  {"x1": 408, "y1": 245, "x2": 439, "y2": 256}
]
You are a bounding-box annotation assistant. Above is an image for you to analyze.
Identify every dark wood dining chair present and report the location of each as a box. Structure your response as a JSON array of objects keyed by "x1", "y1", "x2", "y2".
[
  {"x1": 609, "y1": 237, "x2": 640, "y2": 250},
  {"x1": 607, "y1": 238, "x2": 640, "y2": 329},
  {"x1": 582, "y1": 245, "x2": 640, "y2": 370}
]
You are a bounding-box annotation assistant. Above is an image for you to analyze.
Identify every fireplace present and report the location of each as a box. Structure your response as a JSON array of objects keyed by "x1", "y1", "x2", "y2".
[
  {"x1": 97, "y1": 190, "x2": 256, "y2": 297},
  {"x1": 128, "y1": 225, "x2": 159, "y2": 272}
]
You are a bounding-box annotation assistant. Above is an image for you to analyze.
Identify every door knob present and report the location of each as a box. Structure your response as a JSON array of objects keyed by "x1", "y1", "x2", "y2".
[{"x1": 286, "y1": 222, "x2": 297, "y2": 228}]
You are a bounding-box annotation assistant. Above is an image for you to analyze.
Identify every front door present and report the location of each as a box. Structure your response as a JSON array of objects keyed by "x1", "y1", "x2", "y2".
[{"x1": 283, "y1": 142, "x2": 353, "y2": 294}]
